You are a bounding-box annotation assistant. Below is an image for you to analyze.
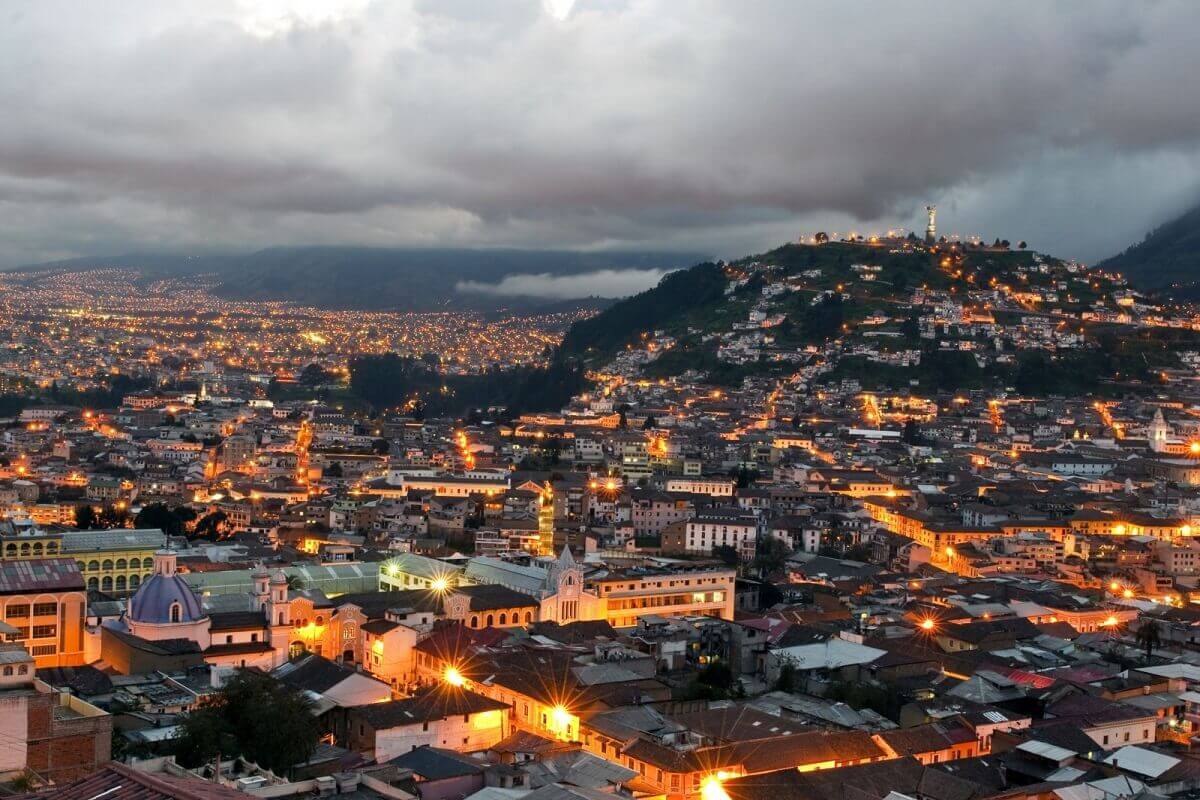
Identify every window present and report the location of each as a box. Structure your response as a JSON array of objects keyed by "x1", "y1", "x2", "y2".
[
  {"x1": 6, "y1": 605, "x2": 29, "y2": 619},
  {"x1": 32, "y1": 603, "x2": 56, "y2": 617},
  {"x1": 31, "y1": 624, "x2": 56, "y2": 639},
  {"x1": 170, "y1": 603, "x2": 182, "y2": 623}
]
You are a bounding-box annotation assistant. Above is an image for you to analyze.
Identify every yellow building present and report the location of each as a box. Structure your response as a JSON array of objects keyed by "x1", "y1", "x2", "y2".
[
  {"x1": 61, "y1": 528, "x2": 167, "y2": 595},
  {"x1": 0, "y1": 528, "x2": 65, "y2": 561}
]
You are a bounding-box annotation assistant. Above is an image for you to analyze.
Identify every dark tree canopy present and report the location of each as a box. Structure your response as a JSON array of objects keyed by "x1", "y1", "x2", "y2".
[{"x1": 174, "y1": 671, "x2": 319, "y2": 775}]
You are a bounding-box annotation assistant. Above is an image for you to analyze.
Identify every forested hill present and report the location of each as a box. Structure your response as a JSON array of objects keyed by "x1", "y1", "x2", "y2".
[
  {"x1": 559, "y1": 262, "x2": 727, "y2": 357},
  {"x1": 1098, "y1": 201, "x2": 1200, "y2": 289}
]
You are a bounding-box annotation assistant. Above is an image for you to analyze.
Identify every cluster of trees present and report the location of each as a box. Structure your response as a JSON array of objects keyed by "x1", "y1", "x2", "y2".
[
  {"x1": 348, "y1": 351, "x2": 585, "y2": 416},
  {"x1": 133, "y1": 503, "x2": 198, "y2": 537},
  {"x1": 74, "y1": 504, "x2": 130, "y2": 530},
  {"x1": 174, "y1": 672, "x2": 319, "y2": 776}
]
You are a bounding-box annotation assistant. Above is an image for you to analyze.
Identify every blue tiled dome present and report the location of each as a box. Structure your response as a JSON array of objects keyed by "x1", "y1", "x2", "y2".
[{"x1": 128, "y1": 573, "x2": 206, "y2": 624}]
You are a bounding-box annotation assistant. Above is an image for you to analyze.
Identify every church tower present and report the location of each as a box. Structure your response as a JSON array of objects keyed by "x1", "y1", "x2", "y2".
[
  {"x1": 925, "y1": 205, "x2": 937, "y2": 244},
  {"x1": 1150, "y1": 408, "x2": 1171, "y2": 453},
  {"x1": 538, "y1": 482, "x2": 555, "y2": 556}
]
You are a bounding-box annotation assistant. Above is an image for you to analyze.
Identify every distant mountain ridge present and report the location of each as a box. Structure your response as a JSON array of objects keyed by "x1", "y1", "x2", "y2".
[
  {"x1": 1098, "y1": 201, "x2": 1200, "y2": 288},
  {"x1": 8, "y1": 246, "x2": 705, "y2": 312}
]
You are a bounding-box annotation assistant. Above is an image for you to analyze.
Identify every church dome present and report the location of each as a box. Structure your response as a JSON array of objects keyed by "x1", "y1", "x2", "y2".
[{"x1": 128, "y1": 552, "x2": 207, "y2": 624}]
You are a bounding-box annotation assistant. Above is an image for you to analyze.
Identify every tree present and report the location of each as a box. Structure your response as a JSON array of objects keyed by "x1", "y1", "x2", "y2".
[
  {"x1": 298, "y1": 363, "x2": 332, "y2": 386},
  {"x1": 1136, "y1": 620, "x2": 1162, "y2": 658},
  {"x1": 775, "y1": 658, "x2": 798, "y2": 693},
  {"x1": 97, "y1": 504, "x2": 130, "y2": 529},
  {"x1": 134, "y1": 503, "x2": 187, "y2": 537},
  {"x1": 713, "y1": 545, "x2": 740, "y2": 566},
  {"x1": 174, "y1": 671, "x2": 319, "y2": 776},
  {"x1": 902, "y1": 417, "x2": 921, "y2": 445},
  {"x1": 814, "y1": 231, "x2": 829, "y2": 244},
  {"x1": 74, "y1": 504, "x2": 98, "y2": 530},
  {"x1": 753, "y1": 536, "x2": 791, "y2": 577},
  {"x1": 193, "y1": 511, "x2": 228, "y2": 540},
  {"x1": 1018, "y1": 241, "x2": 1028, "y2": 250}
]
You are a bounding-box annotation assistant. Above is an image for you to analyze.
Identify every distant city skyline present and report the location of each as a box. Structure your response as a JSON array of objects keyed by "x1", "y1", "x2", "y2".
[{"x1": 1, "y1": 1, "x2": 1199, "y2": 267}]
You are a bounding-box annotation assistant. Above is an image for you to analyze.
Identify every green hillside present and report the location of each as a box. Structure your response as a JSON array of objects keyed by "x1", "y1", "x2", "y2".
[{"x1": 1098, "y1": 202, "x2": 1200, "y2": 288}]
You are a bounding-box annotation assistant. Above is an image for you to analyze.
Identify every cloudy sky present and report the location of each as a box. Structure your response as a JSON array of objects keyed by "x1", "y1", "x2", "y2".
[{"x1": 2, "y1": 0, "x2": 1200, "y2": 268}]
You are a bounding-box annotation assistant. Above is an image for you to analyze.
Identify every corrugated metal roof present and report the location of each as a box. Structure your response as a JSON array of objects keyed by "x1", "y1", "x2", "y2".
[
  {"x1": 0, "y1": 558, "x2": 84, "y2": 594},
  {"x1": 1101, "y1": 745, "x2": 1181, "y2": 778},
  {"x1": 60, "y1": 528, "x2": 166, "y2": 553}
]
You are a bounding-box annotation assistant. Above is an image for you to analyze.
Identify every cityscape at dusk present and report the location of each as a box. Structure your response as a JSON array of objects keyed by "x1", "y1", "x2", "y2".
[{"x1": 5, "y1": 3, "x2": 1200, "y2": 800}]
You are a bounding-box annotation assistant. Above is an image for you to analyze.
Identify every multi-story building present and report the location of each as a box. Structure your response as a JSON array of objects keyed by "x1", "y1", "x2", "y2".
[
  {"x1": 0, "y1": 524, "x2": 65, "y2": 562},
  {"x1": 664, "y1": 477, "x2": 735, "y2": 497},
  {"x1": 590, "y1": 566, "x2": 736, "y2": 626},
  {"x1": 0, "y1": 559, "x2": 87, "y2": 668},
  {"x1": 0, "y1": 645, "x2": 111, "y2": 782},
  {"x1": 61, "y1": 528, "x2": 166, "y2": 595},
  {"x1": 684, "y1": 509, "x2": 759, "y2": 560}
]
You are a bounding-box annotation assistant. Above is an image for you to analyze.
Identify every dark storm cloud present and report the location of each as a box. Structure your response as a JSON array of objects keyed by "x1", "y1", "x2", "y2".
[{"x1": 0, "y1": 0, "x2": 1199, "y2": 266}]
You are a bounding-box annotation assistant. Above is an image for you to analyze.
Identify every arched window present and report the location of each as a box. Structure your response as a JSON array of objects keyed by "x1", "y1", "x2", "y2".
[
  {"x1": 170, "y1": 603, "x2": 182, "y2": 623},
  {"x1": 19, "y1": 544, "x2": 28, "y2": 556},
  {"x1": 486, "y1": 614, "x2": 494, "y2": 627},
  {"x1": 76, "y1": 561, "x2": 86, "y2": 572},
  {"x1": 499, "y1": 613, "x2": 507, "y2": 625},
  {"x1": 30, "y1": 543, "x2": 42, "y2": 556},
  {"x1": 115, "y1": 576, "x2": 126, "y2": 592},
  {"x1": 115, "y1": 559, "x2": 127, "y2": 571},
  {"x1": 101, "y1": 577, "x2": 112, "y2": 592},
  {"x1": 3, "y1": 544, "x2": 14, "y2": 557},
  {"x1": 101, "y1": 559, "x2": 113, "y2": 572},
  {"x1": 17, "y1": 665, "x2": 26, "y2": 675},
  {"x1": 129, "y1": 574, "x2": 141, "y2": 589},
  {"x1": 316, "y1": 616, "x2": 324, "y2": 626},
  {"x1": 470, "y1": 615, "x2": 479, "y2": 628},
  {"x1": 45, "y1": 542, "x2": 58, "y2": 553},
  {"x1": 278, "y1": 612, "x2": 285, "y2": 625},
  {"x1": 2, "y1": 667, "x2": 11, "y2": 676},
  {"x1": 129, "y1": 558, "x2": 141, "y2": 570},
  {"x1": 525, "y1": 611, "x2": 533, "y2": 624},
  {"x1": 87, "y1": 577, "x2": 98, "y2": 591},
  {"x1": 87, "y1": 560, "x2": 99, "y2": 572}
]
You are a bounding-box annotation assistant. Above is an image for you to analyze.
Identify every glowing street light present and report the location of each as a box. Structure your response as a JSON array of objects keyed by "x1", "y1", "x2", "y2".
[
  {"x1": 920, "y1": 618, "x2": 936, "y2": 631},
  {"x1": 444, "y1": 666, "x2": 465, "y2": 687},
  {"x1": 431, "y1": 576, "x2": 449, "y2": 592}
]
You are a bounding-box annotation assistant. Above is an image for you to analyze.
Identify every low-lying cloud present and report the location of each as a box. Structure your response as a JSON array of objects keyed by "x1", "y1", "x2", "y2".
[{"x1": 457, "y1": 268, "x2": 674, "y2": 299}]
